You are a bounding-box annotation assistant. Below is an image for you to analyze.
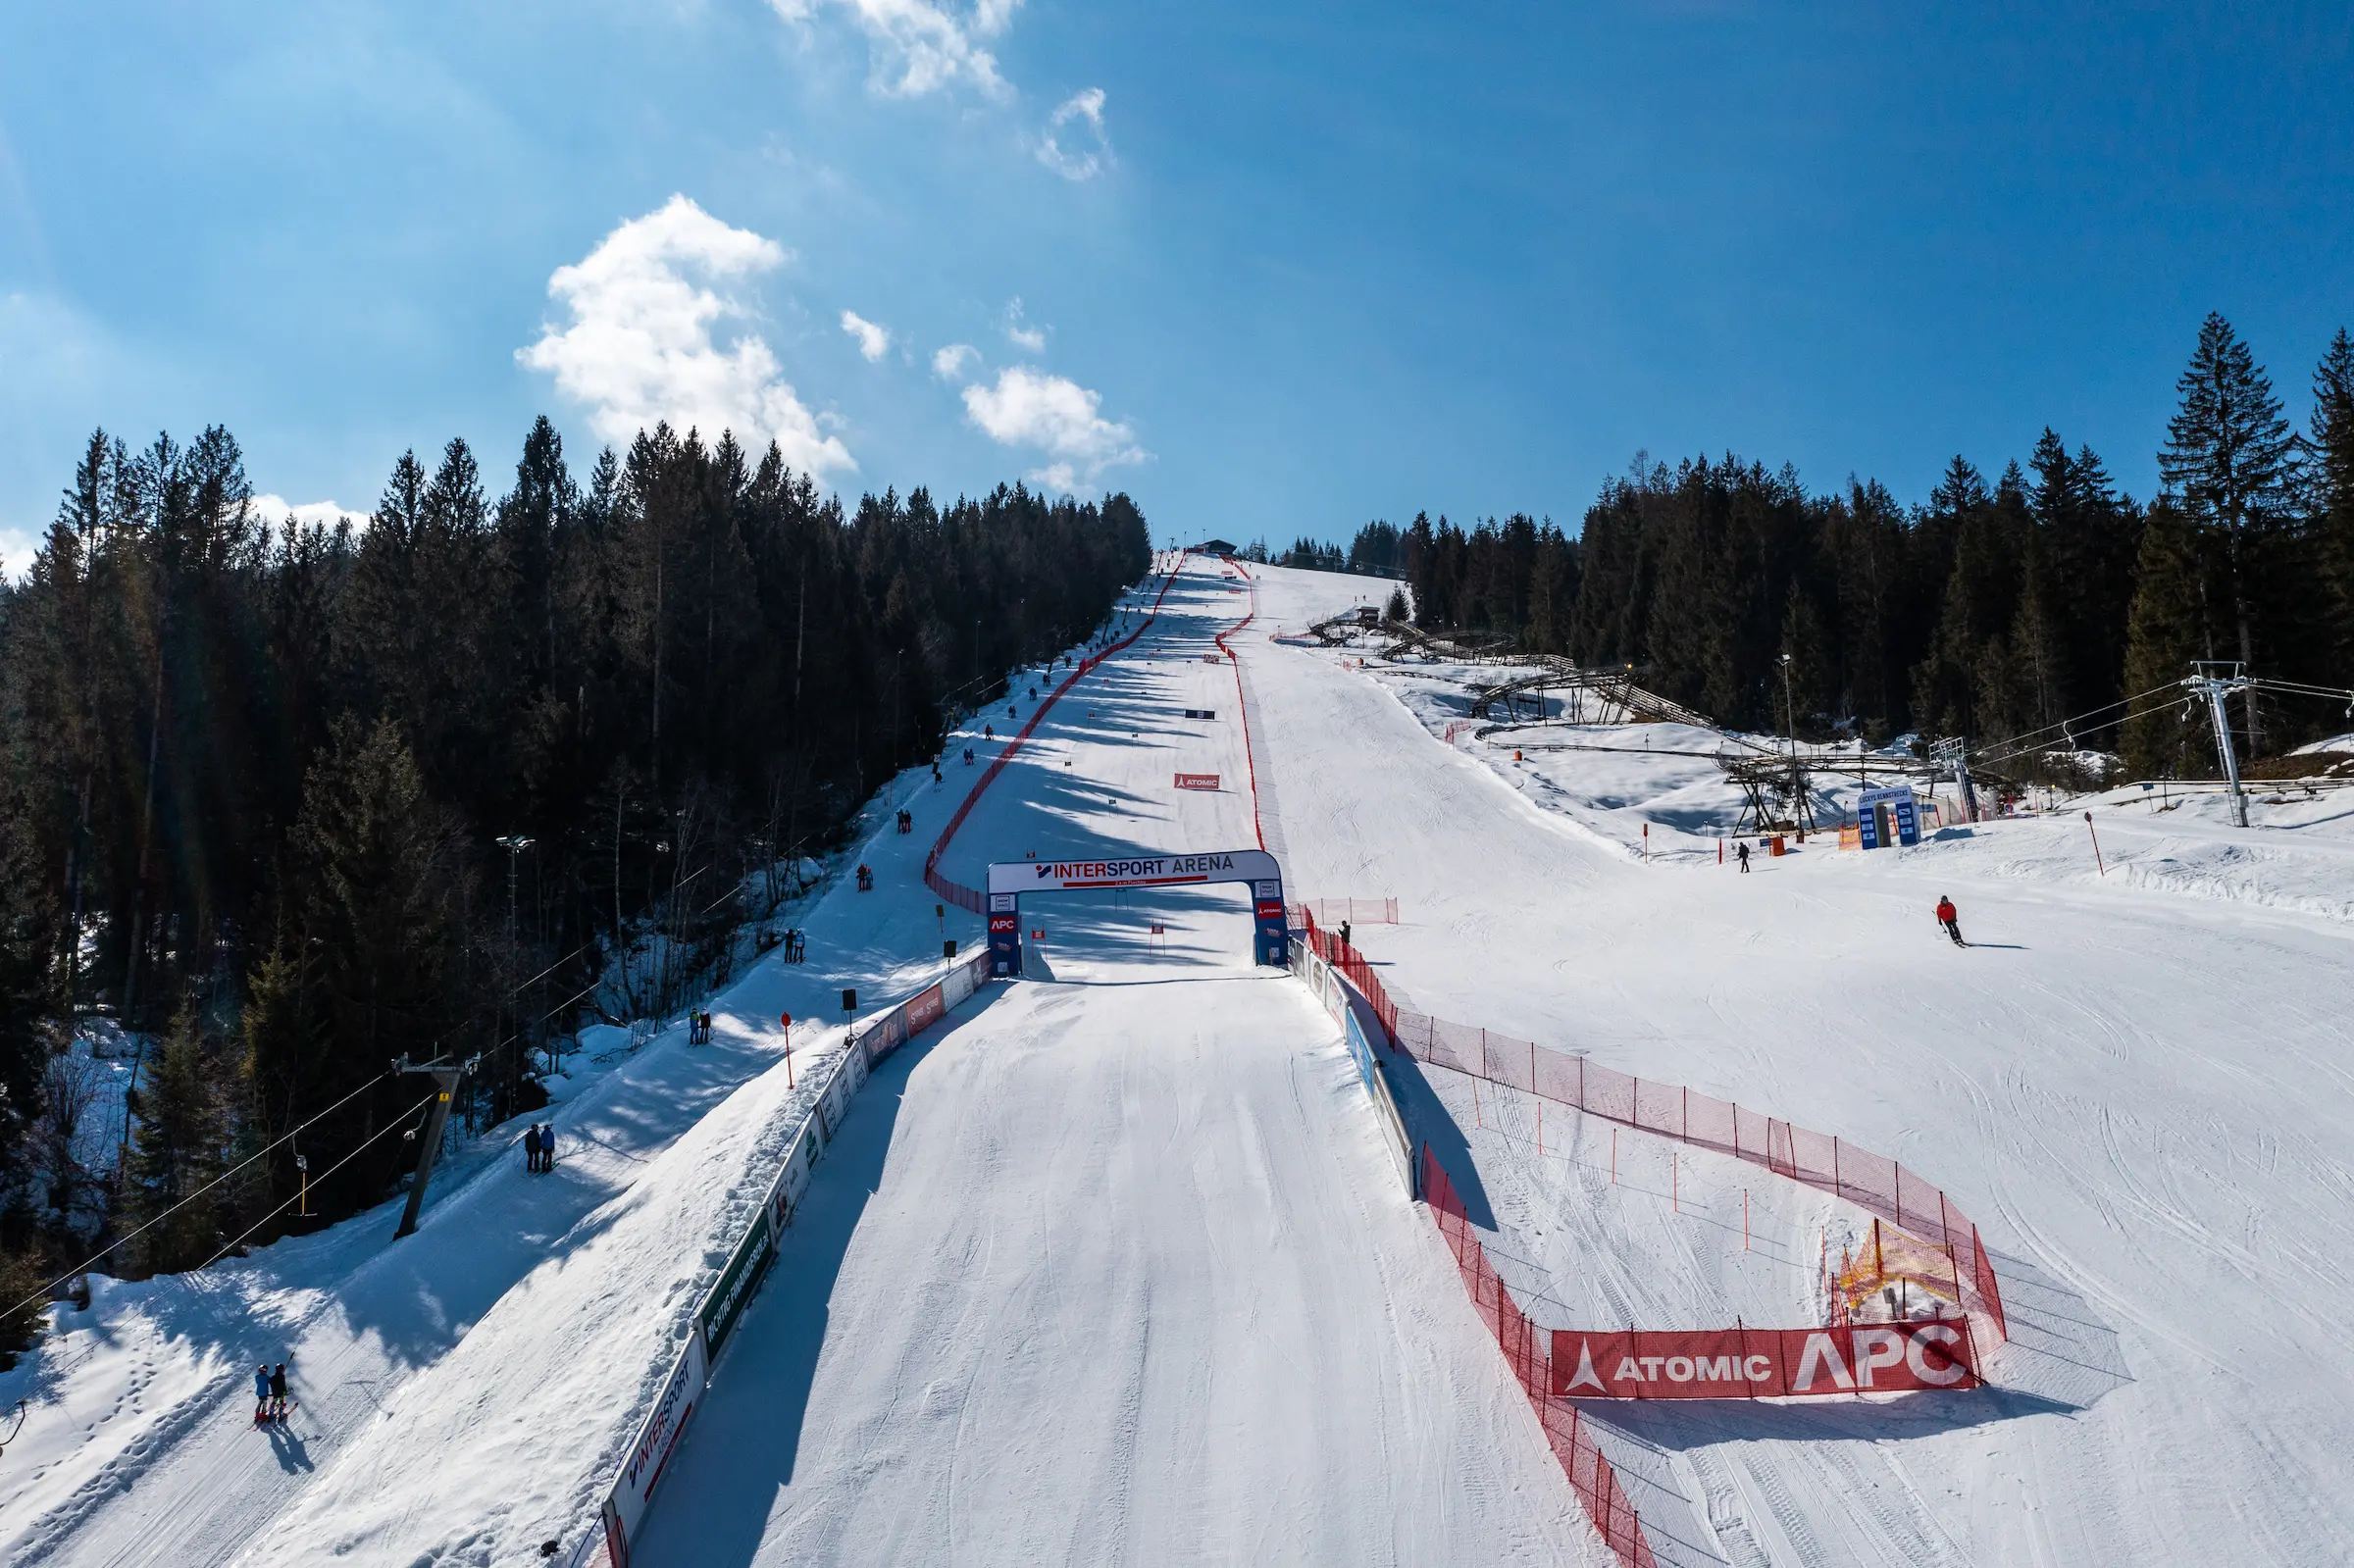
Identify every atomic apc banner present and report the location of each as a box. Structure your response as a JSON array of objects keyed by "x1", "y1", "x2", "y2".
[
  {"x1": 1549, "y1": 1323, "x2": 1978, "y2": 1399},
  {"x1": 1174, "y1": 773, "x2": 1220, "y2": 790}
]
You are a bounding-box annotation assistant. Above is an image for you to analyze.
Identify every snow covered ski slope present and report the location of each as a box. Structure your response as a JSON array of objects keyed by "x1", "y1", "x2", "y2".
[
  {"x1": 12, "y1": 549, "x2": 2354, "y2": 1567},
  {"x1": 1245, "y1": 563, "x2": 2354, "y2": 1565},
  {"x1": 634, "y1": 555, "x2": 1609, "y2": 1564},
  {"x1": 634, "y1": 974, "x2": 1593, "y2": 1566}
]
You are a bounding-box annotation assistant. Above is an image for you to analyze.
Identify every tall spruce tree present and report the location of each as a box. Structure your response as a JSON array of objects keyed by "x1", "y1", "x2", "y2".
[
  {"x1": 2118, "y1": 500, "x2": 2216, "y2": 779},
  {"x1": 2308, "y1": 329, "x2": 2354, "y2": 685},
  {"x1": 2158, "y1": 314, "x2": 2298, "y2": 751},
  {"x1": 127, "y1": 1004, "x2": 229, "y2": 1274}
]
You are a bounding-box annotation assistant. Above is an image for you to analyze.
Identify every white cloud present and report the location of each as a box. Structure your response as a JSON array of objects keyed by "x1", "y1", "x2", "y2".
[
  {"x1": 0, "y1": 527, "x2": 37, "y2": 583},
  {"x1": 518, "y1": 195, "x2": 853, "y2": 478},
  {"x1": 766, "y1": 0, "x2": 1020, "y2": 99},
  {"x1": 932, "y1": 342, "x2": 980, "y2": 380},
  {"x1": 1037, "y1": 87, "x2": 1110, "y2": 180},
  {"x1": 961, "y1": 365, "x2": 1147, "y2": 492},
  {"x1": 841, "y1": 310, "x2": 892, "y2": 361},
  {"x1": 252, "y1": 494, "x2": 359, "y2": 529},
  {"x1": 1002, "y1": 296, "x2": 1048, "y2": 352}
]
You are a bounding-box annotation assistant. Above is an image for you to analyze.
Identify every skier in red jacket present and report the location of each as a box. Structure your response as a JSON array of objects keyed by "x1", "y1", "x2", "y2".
[{"x1": 1935, "y1": 895, "x2": 1964, "y2": 947}]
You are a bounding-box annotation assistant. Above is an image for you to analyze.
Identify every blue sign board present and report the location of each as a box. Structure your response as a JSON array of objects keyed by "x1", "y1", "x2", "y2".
[{"x1": 1857, "y1": 784, "x2": 1920, "y2": 849}]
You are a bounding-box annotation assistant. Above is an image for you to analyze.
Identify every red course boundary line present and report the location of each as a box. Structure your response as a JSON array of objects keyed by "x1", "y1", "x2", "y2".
[
  {"x1": 1213, "y1": 560, "x2": 1265, "y2": 851},
  {"x1": 923, "y1": 554, "x2": 1191, "y2": 910}
]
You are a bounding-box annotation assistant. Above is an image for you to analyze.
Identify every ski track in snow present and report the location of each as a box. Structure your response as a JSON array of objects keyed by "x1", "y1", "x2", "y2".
[{"x1": 6, "y1": 558, "x2": 2353, "y2": 1564}]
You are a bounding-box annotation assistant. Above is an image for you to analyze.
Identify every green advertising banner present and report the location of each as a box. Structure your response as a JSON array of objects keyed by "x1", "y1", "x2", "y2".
[{"x1": 698, "y1": 1211, "x2": 776, "y2": 1362}]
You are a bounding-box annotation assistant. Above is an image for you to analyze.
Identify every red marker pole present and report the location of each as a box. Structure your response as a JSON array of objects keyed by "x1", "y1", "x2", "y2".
[
  {"x1": 782, "y1": 1011, "x2": 794, "y2": 1087},
  {"x1": 2084, "y1": 810, "x2": 2106, "y2": 877}
]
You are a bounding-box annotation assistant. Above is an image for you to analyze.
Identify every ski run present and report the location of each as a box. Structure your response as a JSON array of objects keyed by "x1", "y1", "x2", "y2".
[{"x1": 2, "y1": 554, "x2": 2351, "y2": 1566}]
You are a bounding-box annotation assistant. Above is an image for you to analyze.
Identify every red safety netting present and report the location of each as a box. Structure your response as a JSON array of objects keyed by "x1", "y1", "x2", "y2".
[
  {"x1": 1423, "y1": 1147, "x2": 1658, "y2": 1568},
  {"x1": 1295, "y1": 897, "x2": 1401, "y2": 926},
  {"x1": 1297, "y1": 909, "x2": 2007, "y2": 1340},
  {"x1": 1213, "y1": 560, "x2": 1267, "y2": 852},
  {"x1": 921, "y1": 560, "x2": 1191, "y2": 912}
]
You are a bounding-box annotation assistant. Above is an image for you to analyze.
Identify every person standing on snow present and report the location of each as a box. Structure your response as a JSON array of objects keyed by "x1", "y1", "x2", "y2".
[
  {"x1": 1736, "y1": 842, "x2": 1751, "y2": 873},
  {"x1": 254, "y1": 1364, "x2": 272, "y2": 1422},
  {"x1": 523, "y1": 1123, "x2": 540, "y2": 1173},
  {"x1": 269, "y1": 1362, "x2": 288, "y2": 1421},
  {"x1": 1935, "y1": 895, "x2": 1965, "y2": 947}
]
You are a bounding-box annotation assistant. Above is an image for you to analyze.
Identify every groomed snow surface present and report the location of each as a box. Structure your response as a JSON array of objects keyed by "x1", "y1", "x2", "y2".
[{"x1": 6, "y1": 555, "x2": 2353, "y2": 1565}]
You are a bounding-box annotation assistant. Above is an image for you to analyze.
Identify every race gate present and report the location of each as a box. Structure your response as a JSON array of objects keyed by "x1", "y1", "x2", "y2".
[{"x1": 986, "y1": 848, "x2": 1288, "y2": 977}]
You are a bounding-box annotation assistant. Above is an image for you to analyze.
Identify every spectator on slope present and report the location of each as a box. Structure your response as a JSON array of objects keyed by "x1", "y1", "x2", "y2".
[
  {"x1": 269, "y1": 1362, "x2": 288, "y2": 1421},
  {"x1": 1935, "y1": 896, "x2": 1966, "y2": 947},
  {"x1": 1736, "y1": 842, "x2": 1751, "y2": 873},
  {"x1": 523, "y1": 1123, "x2": 540, "y2": 1172},
  {"x1": 253, "y1": 1364, "x2": 272, "y2": 1423}
]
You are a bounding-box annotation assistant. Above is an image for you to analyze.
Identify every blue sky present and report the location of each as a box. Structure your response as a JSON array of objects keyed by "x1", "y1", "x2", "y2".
[{"x1": 3, "y1": 1, "x2": 2350, "y2": 566}]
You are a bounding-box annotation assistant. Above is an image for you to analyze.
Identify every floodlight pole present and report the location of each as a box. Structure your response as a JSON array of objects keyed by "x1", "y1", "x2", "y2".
[
  {"x1": 1779, "y1": 653, "x2": 1804, "y2": 838},
  {"x1": 494, "y1": 835, "x2": 535, "y2": 1114}
]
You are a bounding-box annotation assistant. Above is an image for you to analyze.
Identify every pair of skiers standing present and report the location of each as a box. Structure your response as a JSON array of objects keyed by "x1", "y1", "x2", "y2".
[
  {"x1": 253, "y1": 1362, "x2": 288, "y2": 1423},
  {"x1": 522, "y1": 1123, "x2": 557, "y2": 1172}
]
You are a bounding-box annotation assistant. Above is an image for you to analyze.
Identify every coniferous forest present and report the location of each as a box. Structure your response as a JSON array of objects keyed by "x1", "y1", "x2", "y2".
[
  {"x1": 3, "y1": 310, "x2": 2347, "y2": 1342},
  {"x1": 0, "y1": 415, "x2": 1147, "y2": 1330},
  {"x1": 1380, "y1": 317, "x2": 2354, "y2": 779}
]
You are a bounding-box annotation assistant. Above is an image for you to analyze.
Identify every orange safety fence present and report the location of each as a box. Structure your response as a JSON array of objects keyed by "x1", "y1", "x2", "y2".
[{"x1": 1294, "y1": 908, "x2": 2006, "y2": 1340}]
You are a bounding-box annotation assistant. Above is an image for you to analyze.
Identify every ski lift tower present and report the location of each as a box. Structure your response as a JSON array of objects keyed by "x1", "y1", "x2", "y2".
[
  {"x1": 391, "y1": 1053, "x2": 476, "y2": 1239},
  {"x1": 1929, "y1": 736, "x2": 1977, "y2": 823},
  {"x1": 2183, "y1": 662, "x2": 2254, "y2": 828}
]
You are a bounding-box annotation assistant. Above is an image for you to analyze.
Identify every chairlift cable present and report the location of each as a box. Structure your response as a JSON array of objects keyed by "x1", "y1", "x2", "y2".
[{"x1": 4, "y1": 1067, "x2": 404, "y2": 1322}]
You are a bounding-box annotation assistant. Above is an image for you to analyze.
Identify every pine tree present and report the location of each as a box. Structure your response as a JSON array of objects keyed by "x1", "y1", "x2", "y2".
[
  {"x1": 284, "y1": 715, "x2": 479, "y2": 1183},
  {"x1": 1779, "y1": 582, "x2": 1831, "y2": 730},
  {"x1": 128, "y1": 1004, "x2": 229, "y2": 1274},
  {"x1": 2158, "y1": 314, "x2": 2299, "y2": 751},
  {"x1": 2308, "y1": 329, "x2": 2354, "y2": 684},
  {"x1": 2119, "y1": 500, "x2": 2217, "y2": 779}
]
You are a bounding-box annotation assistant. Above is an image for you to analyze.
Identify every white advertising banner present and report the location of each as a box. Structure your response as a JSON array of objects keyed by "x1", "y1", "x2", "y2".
[
  {"x1": 988, "y1": 847, "x2": 1280, "y2": 895},
  {"x1": 602, "y1": 1322, "x2": 708, "y2": 1563}
]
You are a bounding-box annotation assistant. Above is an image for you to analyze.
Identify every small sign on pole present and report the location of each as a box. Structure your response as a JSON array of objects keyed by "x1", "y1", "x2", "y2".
[
  {"x1": 840, "y1": 988, "x2": 856, "y2": 1015},
  {"x1": 943, "y1": 939, "x2": 958, "y2": 958}
]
